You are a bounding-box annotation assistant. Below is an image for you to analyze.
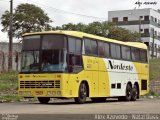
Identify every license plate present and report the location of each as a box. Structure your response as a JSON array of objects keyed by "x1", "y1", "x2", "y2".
[{"x1": 35, "y1": 91, "x2": 43, "y2": 95}]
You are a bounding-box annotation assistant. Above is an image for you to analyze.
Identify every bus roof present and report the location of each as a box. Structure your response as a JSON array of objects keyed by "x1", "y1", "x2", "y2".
[{"x1": 23, "y1": 30, "x2": 147, "y2": 49}]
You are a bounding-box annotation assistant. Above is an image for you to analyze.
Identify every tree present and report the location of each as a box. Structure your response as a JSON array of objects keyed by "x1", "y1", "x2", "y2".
[
  {"x1": 1, "y1": 3, "x2": 52, "y2": 38},
  {"x1": 55, "y1": 21, "x2": 140, "y2": 42},
  {"x1": 108, "y1": 25, "x2": 140, "y2": 42}
]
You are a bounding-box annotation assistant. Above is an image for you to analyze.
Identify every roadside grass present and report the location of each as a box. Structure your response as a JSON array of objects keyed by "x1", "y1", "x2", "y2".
[
  {"x1": 0, "y1": 71, "x2": 18, "y2": 91},
  {"x1": 149, "y1": 59, "x2": 160, "y2": 81},
  {"x1": 0, "y1": 95, "x2": 22, "y2": 102},
  {"x1": 145, "y1": 91, "x2": 160, "y2": 97},
  {"x1": 0, "y1": 71, "x2": 20, "y2": 102},
  {"x1": 0, "y1": 95, "x2": 37, "y2": 102}
]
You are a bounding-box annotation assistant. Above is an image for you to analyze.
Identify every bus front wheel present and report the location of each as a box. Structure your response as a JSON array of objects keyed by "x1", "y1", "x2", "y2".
[
  {"x1": 74, "y1": 82, "x2": 87, "y2": 104},
  {"x1": 38, "y1": 97, "x2": 50, "y2": 104}
]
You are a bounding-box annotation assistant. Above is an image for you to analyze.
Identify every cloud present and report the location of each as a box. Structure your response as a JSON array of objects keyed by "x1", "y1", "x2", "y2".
[{"x1": 0, "y1": 1, "x2": 9, "y2": 18}]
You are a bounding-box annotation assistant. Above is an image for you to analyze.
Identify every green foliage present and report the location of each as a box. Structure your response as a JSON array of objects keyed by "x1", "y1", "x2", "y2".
[
  {"x1": 0, "y1": 95, "x2": 22, "y2": 102},
  {"x1": 54, "y1": 21, "x2": 141, "y2": 42},
  {"x1": 1, "y1": 3, "x2": 52, "y2": 38},
  {"x1": 145, "y1": 91, "x2": 160, "y2": 96},
  {"x1": 149, "y1": 59, "x2": 160, "y2": 80},
  {"x1": 0, "y1": 71, "x2": 18, "y2": 91},
  {"x1": 108, "y1": 26, "x2": 140, "y2": 42}
]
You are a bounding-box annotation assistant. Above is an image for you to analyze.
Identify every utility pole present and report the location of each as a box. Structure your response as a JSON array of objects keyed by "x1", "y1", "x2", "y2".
[
  {"x1": 151, "y1": 28, "x2": 155, "y2": 59},
  {"x1": 8, "y1": 0, "x2": 13, "y2": 71},
  {"x1": 138, "y1": 16, "x2": 141, "y2": 42}
]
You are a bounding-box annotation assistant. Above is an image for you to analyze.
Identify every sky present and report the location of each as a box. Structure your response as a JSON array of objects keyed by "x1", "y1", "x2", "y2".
[{"x1": 0, "y1": 0, "x2": 159, "y2": 42}]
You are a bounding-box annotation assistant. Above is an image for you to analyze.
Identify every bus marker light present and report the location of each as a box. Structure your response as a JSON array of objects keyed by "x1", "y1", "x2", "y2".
[
  {"x1": 47, "y1": 91, "x2": 52, "y2": 95},
  {"x1": 52, "y1": 91, "x2": 56, "y2": 95},
  {"x1": 57, "y1": 91, "x2": 61, "y2": 95}
]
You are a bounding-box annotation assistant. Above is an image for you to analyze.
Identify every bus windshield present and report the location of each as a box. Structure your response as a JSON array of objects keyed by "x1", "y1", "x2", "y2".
[
  {"x1": 21, "y1": 51, "x2": 40, "y2": 72},
  {"x1": 41, "y1": 49, "x2": 67, "y2": 72},
  {"x1": 21, "y1": 34, "x2": 67, "y2": 72}
]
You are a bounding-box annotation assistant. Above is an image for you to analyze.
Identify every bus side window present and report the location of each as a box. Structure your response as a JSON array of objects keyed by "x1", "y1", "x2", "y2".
[
  {"x1": 131, "y1": 48, "x2": 140, "y2": 62},
  {"x1": 116, "y1": 45, "x2": 121, "y2": 59},
  {"x1": 104, "y1": 42, "x2": 110, "y2": 58},
  {"x1": 68, "y1": 37, "x2": 82, "y2": 54},
  {"x1": 68, "y1": 37, "x2": 76, "y2": 53},
  {"x1": 84, "y1": 39, "x2": 91, "y2": 55},
  {"x1": 84, "y1": 38, "x2": 98, "y2": 56},
  {"x1": 110, "y1": 43, "x2": 121, "y2": 59},
  {"x1": 110, "y1": 43, "x2": 116, "y2": 59},
  {"x1": 68, "y1": 37, "x2": 83, "y2": 73},
  {"x1": 90, "y1": 40, "x2": 98, "y2": 56},
  {"x1": 122, "y1": 46, "x2": 131, "y2": 61},
  {"x1": 98, "y1": 41, "x2": 105, "y2": 57}
]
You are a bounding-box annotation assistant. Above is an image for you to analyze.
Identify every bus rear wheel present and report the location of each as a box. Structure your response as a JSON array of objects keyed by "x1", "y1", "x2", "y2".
[
  {"x1": 74, "y1": 82, "x2": 87, "y2": 104},
  {"x1": 38, "y1": 97, "x2": 50, "y2": 104},
  {"x1": 118, "y1": 84, "x2": 132, "y2": 101},
  {"x1": 131, "y1": 85, "x2": 138, "y2": 101}
]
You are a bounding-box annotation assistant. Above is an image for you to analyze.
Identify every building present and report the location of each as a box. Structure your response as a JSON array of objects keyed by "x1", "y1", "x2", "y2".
[
  {"x1": 108, "y1": 8, "x2": 160, "y2": 58},
  {"x1": 0, "y1": 42, "x2": 22, "y2": 71}
]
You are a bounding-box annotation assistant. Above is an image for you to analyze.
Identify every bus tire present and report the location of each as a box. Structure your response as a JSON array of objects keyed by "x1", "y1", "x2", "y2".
[
  {"x1": 118, "y1": 84, "x2": 132, "y2": 101},
  {"x1": 131, "y1": 85, "x2": 138, "y2": 101},
  {"x1": 38, "y1": 97, "x2": 50, "y2": 104},
  {"x1": 74, "y1": 82, "x2": 87, "y2": 104},
  {"x1": 125, "y1": 84, "x2": 132, "y2": 101},
  {"x1": 91, "y1": 97, "x2": 106, "y2": 103}
]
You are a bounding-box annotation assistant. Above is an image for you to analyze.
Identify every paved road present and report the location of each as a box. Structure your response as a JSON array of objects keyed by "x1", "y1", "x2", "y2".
[{"x1": 0, "y1": 98, "x2": 160, "y2": 114}]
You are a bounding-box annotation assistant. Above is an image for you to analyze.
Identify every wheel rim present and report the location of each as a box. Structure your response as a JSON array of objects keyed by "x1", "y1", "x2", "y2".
[
  {"x1": 126, "y1": 85, "x2": 131, "y2": 98},
  {"x1": 133, "y1": 86, "x2": 138, "y2": 99}
]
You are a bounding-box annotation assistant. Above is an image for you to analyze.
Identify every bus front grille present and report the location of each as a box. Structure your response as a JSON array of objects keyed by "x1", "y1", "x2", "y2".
[{"x1": 20, "y1": 80, "x2": 60, "y2": 89}]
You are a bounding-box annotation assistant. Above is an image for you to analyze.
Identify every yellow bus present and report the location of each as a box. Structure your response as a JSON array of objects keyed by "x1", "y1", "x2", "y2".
[{"x1": 18, "y1": 30, "x2": 149, "y2": 104}]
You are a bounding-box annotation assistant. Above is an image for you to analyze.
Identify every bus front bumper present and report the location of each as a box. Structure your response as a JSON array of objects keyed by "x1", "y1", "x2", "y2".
[{"x1": 18, "y1": 89, "x2": 67, "y2": 98}]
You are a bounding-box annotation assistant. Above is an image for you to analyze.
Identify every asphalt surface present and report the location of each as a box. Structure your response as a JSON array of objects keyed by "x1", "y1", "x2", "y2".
[{"x1": 0, "y1": 98, "x2": 160, "y2": 114}]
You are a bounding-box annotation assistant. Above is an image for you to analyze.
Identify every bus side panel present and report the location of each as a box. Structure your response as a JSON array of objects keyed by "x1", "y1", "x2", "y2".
[
  {"x1": 104, "y1": 59, "x2": 139, "y2": 97},
  {"x1": 67, "y1": 71, "x2": 87, "y2": 97},
  {"x1": 139, "y1": 63, "x2": 149, "y2": 95},
  {"x1": 98, "y1": 58, "x2": 110, "y2": 97},
  {"x1": 83, "y1": 56, "x2": 99, "y2": 97},
  {"x1": 134, "y1": 62, "x2": 149, "y2": 96}
]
